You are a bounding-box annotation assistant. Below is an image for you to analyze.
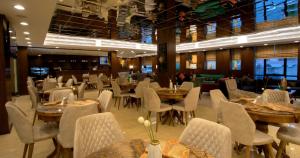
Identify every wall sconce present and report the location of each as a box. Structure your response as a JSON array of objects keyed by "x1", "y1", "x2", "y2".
[
  {"x1": 120, "y1": 59, "x2": 125, "y2": 67},
  {"x1": 129, "y1": 65, "x2": 134, "y2": 69}
]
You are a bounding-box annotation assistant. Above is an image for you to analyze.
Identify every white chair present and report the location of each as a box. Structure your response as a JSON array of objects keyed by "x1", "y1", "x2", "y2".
[
  {"x1": 225, "y1": 79, "x2": 258, "y2": 100},
  {"x1": 276, "y1": 124, "x2": 300, "y2": 157},
  {"x1": 65, "y1": 78, "x2": 73, "y2": 87},
  {"x1": 5, "y1": 102, "x2": 58, "y2": 158},
  {"x1": 97, "y1": 90, "x2": 113, "y2": 112},
  {"x1": 179, "y1": 118, "x2": 232, "y2": 158},
  {"x1": 179, "y1": 81, "x2": 194, "y2": 91},
  {"x1": 57, "y1": 76, "x2": 63, "y2": 83},
  {"x1": 111, "y1": 80, "x2": 130, "y2": 109},
  {"x1": 27, "y1": 86, "x2": 39, "y2": 125},
  {"x1": 143, "y1": 87, "x2": 172, "y2": 132},
  {"x1": 97, "y1": 78, "x2": 104, "y2": 95},
  {"x1": 262, "y1": 89, "x2": 290, "y2": 105},
  {"x1": 49, "y1": 89, "x2": 74, "y2": 102},
  {"x1": 150, "y1": 82, "x2": 161, "y2": 91},
  {"x1": 130, "y1": 81, "x2": 148, "y2": 111},
  {"x1": 77, "y1": 83, "x2": 86, "y2": 99},
  {"x1": 42, "y1": 79, "x2": 57, "y2": 91},
  {"x1": 209, "y1": 89, "x2": 228, "y2": 123},
  {"x1": 88, "y1": 74, "x2": 98, "y2": 88},
  {"x1": 56, "y1": 103, "x2": 98, "y2": 157},
  {"x1": 73, "y1": 112, "x2": 124, "y2": 158},
  {"x1": 220, "y1": 100, "x2": 274, "y2": 158},
  {"x1": 173, "y1": 87, "x2": 200, "y2": 125}
]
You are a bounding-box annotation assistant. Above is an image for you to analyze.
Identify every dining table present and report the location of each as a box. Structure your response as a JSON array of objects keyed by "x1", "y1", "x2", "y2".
[
  {"x1": 156, "y1": 88, "x2": 189, "y2": 125},
  {"x1": 86, "y1": 139, "x2": 214, "y2": 158},
  {"x1": 235, "y1": 98, "x2": 300, "y2": 158}
]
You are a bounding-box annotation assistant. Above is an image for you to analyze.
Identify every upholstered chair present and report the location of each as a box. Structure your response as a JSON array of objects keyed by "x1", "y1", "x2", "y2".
[
  {"x1": 143, "y1": 87, "x2": 172, "y2": 132},
  {"x1": 225, "y1": 79, "x2": 258, "y2": 100},
  {"x1": 179, "y1": 118, "x2": 232, "y2": 158},
  {"x1": 57, "y1": 76, "x2": 63, "y2": 83},
  {"x1": 77, "y1": 82, "x2": 86, "y2": 99},
  {"x1": 49, "y1": 89, "x2": 74, "y2": 102},
  {"x1": 72, "y1": 75, "x2": 81, "y2": 85},
  {"x1": 65, "y1": 78, "x2": 73, "y2": 87},
  {"x1": 42, "y1": 79, "x2": 57, "y2": 91},
  {"x1": 27, "y1": 86, "x2": 39, "y2": 125},
  {"x1": 173, "y1": 87, "x2": 200, "y2": 125},
  {"x1": 179, "y1": 81, "x2": 194, "y2": 91},
  {"x1": 111, "y1": 80, "x2": 130, "y2": 109},
  {"x1": 5, "y1": 102, "x2": 58, "y2": 158},
  {"x1": 87, "y1": 74, "x2": 98, "y2": 88},
  {"x1": 220, "y1": 100, "x2": 274, "y2": 158},
  {"x1": 276, "y1": 124, "x2": 300, "y2": 157},
  {"x1": 150, "y1": 82, "x2": 161, "y2": 91},
  {"x1": 262, "y1": 89, "x2": 290, "y2": 105},
  {"x1": 97, "y1": 90, "x2": 113, "y2": 112},
  {"x1": 27, "y1": 77, "x2": 35, "y2": 86},
  {"x1": 73, "y1": 112, "x2": 124, "y2": 158},
  {"x1": 56, "y1": 103, "x2": 98, "y2": 157},
  {"x1": 209, "y1": 89, "x2": 228, "y2": 123},
  {"x1": 130, "y1": 81, "x2": 148, "y2": 110}
]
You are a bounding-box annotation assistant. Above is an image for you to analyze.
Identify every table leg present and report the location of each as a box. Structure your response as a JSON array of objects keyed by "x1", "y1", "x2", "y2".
[{"x1": 47, "y1": 138, "x2": 58, "y2": 158}]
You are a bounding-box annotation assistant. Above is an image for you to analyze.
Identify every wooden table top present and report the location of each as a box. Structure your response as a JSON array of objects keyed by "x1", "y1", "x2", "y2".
[
  {"x1": 157, "y1": 89, "x2": 189, "y2": 100},
  {"x1": 237, "y1": 99, "x2": 300, "y2": 124}
]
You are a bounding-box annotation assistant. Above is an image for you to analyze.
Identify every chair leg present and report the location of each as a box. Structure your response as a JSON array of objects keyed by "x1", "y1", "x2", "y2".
[
  {"x1": 27, "y1": 143, "x2": 34, "y2": 158},
  {"x1": 267, "y1": 144, "x2": 274, "y2": 158},
  {"x1": 276, "y1": 141, "x2": 287, "y2": 158},
  {"x1": 245, "y1": 145, "x2": 251, "y2": 158},
  {"x1": 23, "y1": 144, "x2": 28, "y2": 158},
  {"x1": 184, "y1": 112, "x2": 188, "y2": 126},
  {"x1": 114, "y1": 97, "x2": 117, "y2": 107},
  {"x1": 156, "y1": 112, "x2": 160, "y2": 132},
  {"x1": 192, "y1": 111, "x2": 196, "y2": 118},
  {"x1": 147, "y1": 111, "x2": 152, "y2": 119},
  {"x1": 32, "y1": 111, "x2": 37, "y2": 125}
]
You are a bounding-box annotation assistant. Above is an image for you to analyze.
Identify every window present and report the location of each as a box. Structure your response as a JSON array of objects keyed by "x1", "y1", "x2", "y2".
[
  {"x1": 205, "y1": 52, "x2": 216, "y2": 70},
  {"x1": 141, "y1": 26, "x2": 152, "y2": 44},
  {"x1": 206, "y1": 22, "x2": 216, "y2": 34},
  {"x1": 186, "y1": 54, "x2": 197, "y2": 69},
  {"x1": 286, "y1": 58, "x2": 298, "y2": 80},
  {"x1": 176, "y1": 55, "x2": 180, "y2": 72},
  {"x1": 231, "y1": 51, "x2": 241, "y2": 70},
  {"x1": 141, "y1": 65, "x2": 152, "y2": 73},
  {"x1": 266, "y1": 58, "x2": 284, "y2": 79},
  {"x1": 232, "y1": 17, "x2": 241, "y2": 28},
  {"x1": 255, "y1": 0, "x2": 298, "y2": 23},
  {"x1": 255, "y1": 59, "x2": 265, "y2": 80}
]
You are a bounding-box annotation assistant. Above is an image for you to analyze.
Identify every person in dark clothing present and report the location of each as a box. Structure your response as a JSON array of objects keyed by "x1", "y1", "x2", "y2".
[{"x1": 176, "y1": 72, "x2": 191, "y2": 85}]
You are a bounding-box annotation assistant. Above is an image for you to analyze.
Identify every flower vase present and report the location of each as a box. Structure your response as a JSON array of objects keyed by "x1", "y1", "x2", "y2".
[{"x1": 148, "y1": 140, "x2": 162, "y2": 158}]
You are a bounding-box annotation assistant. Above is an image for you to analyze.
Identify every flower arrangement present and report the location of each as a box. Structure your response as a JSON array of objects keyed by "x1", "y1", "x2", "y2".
[{"x1": 138, "y1": 116, "x2": 158, "y2": 144}]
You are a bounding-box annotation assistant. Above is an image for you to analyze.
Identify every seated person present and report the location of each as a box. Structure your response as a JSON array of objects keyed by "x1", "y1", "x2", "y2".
[{"x1": 176, "y1": 72, "x2": 191, "y2": 85}]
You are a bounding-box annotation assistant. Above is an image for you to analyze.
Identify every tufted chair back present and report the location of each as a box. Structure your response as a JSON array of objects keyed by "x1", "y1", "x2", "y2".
[
  {"x1": 73, "y1": 112, "x2": 124, "y2": 158},
  {"x1": 89, "y1": 74, "x2": 98, "y2": 83},
  {"x1": 180, "y1": 82, "x2": 194, "y2": 91},
  {"x1": 57, "y1": 76, "x2": 63, "y2": 83},
  {"x1": 220, "y1": 100, "x2": 256, "y2": 146},
  {"x1": 150, "y1": 82, "x2": 161, "y2": 90},
  {"x1": 49, "y1": 89, "x2": 74, "y2": 102},
  {"x1": 28, "y1": 86, "x2": 38, "y2": 108},
  {"x1": 65, "y1": 78, "x2": 73, "y2": 87},
  {"x1": 58, "y1": 103, "x2": 98, "y2": 148},
  {"x1": 210, "y1": 89, "x2": 227, "y2": 123},
  {"x1": 97, "y1": 78, "x2": 104, "y2": 93},
  {"x1": 100, "y1": 74, "x2": 108, "y2": 83},
  {"x1": 42, "y1": 79, "x2": 57, "y2": 91},
  {"x1": 179, "y1": 118, "x2": 231, "y2": 158},
  {"x1": 98, "y1": 90, "x2": 113, "y2": 112},
  {"x1": 143, "y1": 87, "x2": 161, "y2": 112},
  {"x1": 225, "y1": 79, "x2": 238, "y2": 99},
  {"x1": 72, "y1": 75, "x2": 78, "y2": 84},
  {"x1": 27, "y1": 77, "x2": 35, "y2": 86},
  {"x1": 262, "y1": 89, "x2": 290, "y2": 105},
  {"x1": 183, "y1": 87, "x2": 200, "y2": 111},
  {"x1": 111, "y1": 80, "x2": 121, "y2": 97},
  {"x1": 5, "y1": 102, "x2": 34, "y2": 143},
  {"x1": 77, "y1": 83, "x2": 86, "y2": 99}
]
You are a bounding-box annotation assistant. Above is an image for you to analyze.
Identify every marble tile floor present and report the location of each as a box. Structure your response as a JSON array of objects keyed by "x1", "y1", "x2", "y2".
[{"x1": 0, "y1": 89, "x2": 299, "y2": 158}]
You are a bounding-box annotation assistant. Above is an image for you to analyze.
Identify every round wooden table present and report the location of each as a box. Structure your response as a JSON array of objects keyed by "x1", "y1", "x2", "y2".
[
  {"x1": 119, "y1": 83, "x2": 138, "y2": 91},
  {"x1": 156, "y1": 89, "x2": 188, "y2": 101}
]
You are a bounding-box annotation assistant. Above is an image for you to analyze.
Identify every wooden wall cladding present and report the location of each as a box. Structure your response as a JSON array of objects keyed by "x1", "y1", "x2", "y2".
[{"x1": 17, "y1": 47, "x2": 29, "y2": 95}]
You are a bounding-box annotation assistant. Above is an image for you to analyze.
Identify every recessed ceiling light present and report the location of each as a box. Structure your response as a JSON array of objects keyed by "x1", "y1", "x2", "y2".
[
  {"x1": 240, "y1": 46, "x2": 244, "y2": 48},
  {"x1": 264, "y1": 43, "x2": 268, "y2": 46},
  {"x1": 219, "y1": 48, "x2": 223, "y2": 50},
  {"x1": 23, "y1": 31, "x2": 30, "y2": 35},
  {"x1": 11, "y1": 36, "x2": 16, "y2": 39},
  {"x1": 28, "y1": 45, "x2": 32, "y2": 47},
  {"x1": 14, "y1": 4, "x2": 25, "y2": 10},
  {"x1": 97, "y1": 48, "x2": 101, "y2": 51},
  {"x1": 55, "y1": 46, "x2": 59, "y2": 49},
  {"x1": 25, "y1": 37, "x2": 30, "y2": 40},
  {"x1": 20, "y1": 22, "x2": 28, "y2": 26},
  {"x1": 27, "y1": 42, "x2": 32, "y2": 44},
  {"x1": 294, "y1": 41, "x2": 299, "y2": 43},
  {"x1": 9, "y1": 30, "x2": 13, "y2": 33}
]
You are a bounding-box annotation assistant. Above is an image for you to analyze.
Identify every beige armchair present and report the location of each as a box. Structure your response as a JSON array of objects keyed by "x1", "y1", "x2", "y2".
[
  {"x1": 57, "y1": 76, "x2": 63, "y2": 83},
  {"x1": 130, "y1": 81, "x2": 149, "y2": 111},
  {"x1": 5, "y1": 102, "x2": 58, "y2": 158},
  {"x1": 179, "y1": 118, "x2": 232, "y2": 158},
  {"x1": 143, "y1": 87, "x2": 172, "y2": 132},
  {"x1": 209, "y1": 89, "x2": 227, "y2": 123},
  {"x1": 97, "y1": 90, "x2": 113, "y2": 112},
  {"x1": 73, "y1": 112, "x2": 124, "y2": 158},
  {"x1": 72, "y1": 75, "x2": 81, "y2": 85},
  {"x1": 220, "y1": 100, "x2": 274, "y2": 158},
  {"x1": 77, "y1": 82, "x2": 86, "y2": 99},
  {"x1": 179, "y1": 81, "x2": 194, "y2": 91},
  {"x1": 56, "y1": 103, "x2": 98, "y2": 157},
  {"x1": 65, "y1": 78, "x2": 73, "y2": 87},
  {"x1": 49, "y1": 89, "x2": 74, "y2": 102},
  {"x1": 111, "y1": 80, "x2": 130, "y2": 109},
  {"x1": 262, "y1": 89, "x2": 290, "y2": 105},
  {"x1": 42, "y1": 79, "x2": 57, "y2": 91},
  {"x1": 27, "y1": 86, "x2": 39, "y2": 125},
  {"x1": 150, "y1": 82, "x2": 161, "y2": 91},
  {"x1": 172, "y1": 87, "x2": 200, "y2": 125},
  {"x1": 225, "y1": 79, "x2": 258, "y2": 100},
  {"x1": 276, "y1": 123, "x2": 300, "y2": 157}
]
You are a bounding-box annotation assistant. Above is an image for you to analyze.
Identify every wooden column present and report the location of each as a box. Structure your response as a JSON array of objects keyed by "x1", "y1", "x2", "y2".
[
  {"x1": 197, "y1": 52, "x2": 205, "y2": 73},
  {"x1": 216, "y1": 16, "x2": 232, "y2": 37},
  {"x1": 196, "y1": 23, "x2": 206, "y2": 41},
  {"x1": 216, "y1": 50, "x2": 231, "y2": 76},
  {"x1": 180, "y1": 25, "x2": 186, "y2": 43},
  {"x1": 0, "y1": 15, "x2": 11, "y2": 134},
  {"x1": 240, "y1": 0, "x2": 255, "y2": 34},
  {"x1": 17, "y1": 47, "x2": 29, "y2": 95},
  {"x1": 108, "y1": 9, "x2": 120, "y2": 77},
  {"x1": 109, "y1": 52, "x2": 121, "y2": 78},
  {"x1": 156, "y1": 0, "x2": 176, "y2": 87},
  {"x1": 241, "y1": 47, "x2": 255, "y2": 77},
  {"x1": 180, "y1": 53, "x2": 186, "y2": 72}
]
